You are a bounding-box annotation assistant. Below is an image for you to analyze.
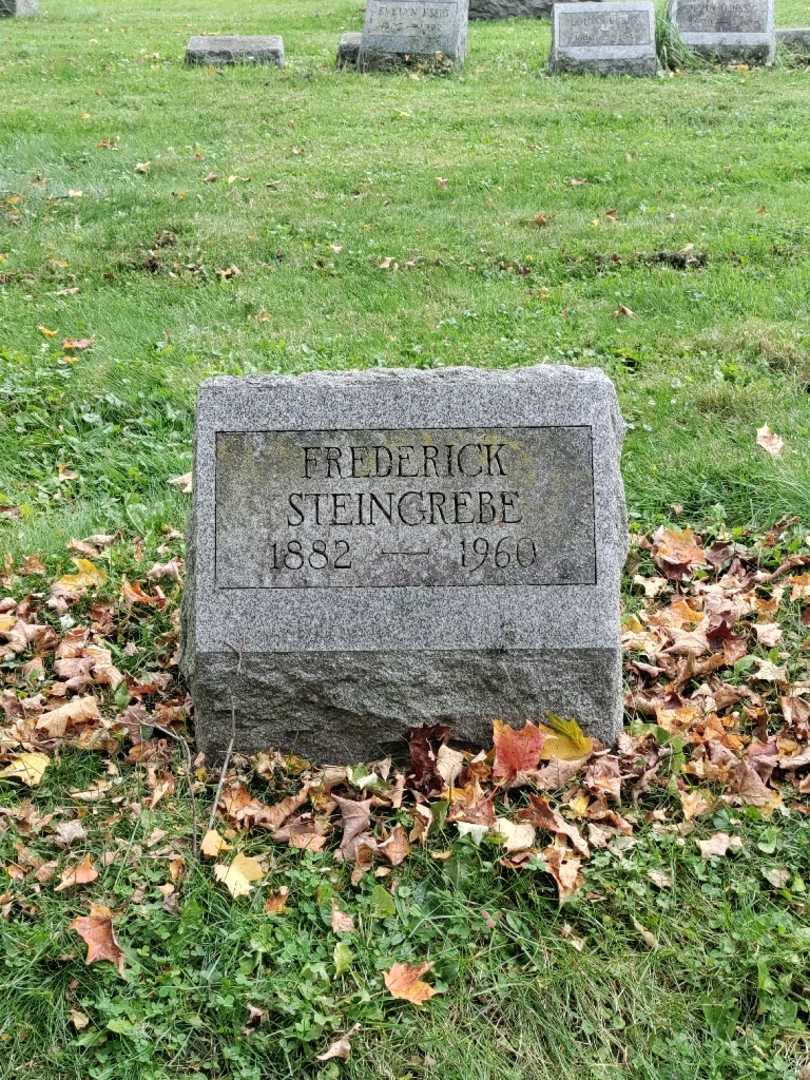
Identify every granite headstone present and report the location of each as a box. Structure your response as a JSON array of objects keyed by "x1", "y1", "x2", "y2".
[
  {"x1": 668, "y1": 0, "x2": 775, "y2": 63},
  {"x1": 182, "y1": 366, "x2": 627, "y2": 763},
  {"x1": 356, "y1": 0, "x2": 469, "y2": 70},
  {"x1": 550, "y1": 1, "x2": 658, "y2": 74},
  {"x1": 0, "y1": 0, "x2": 38, "y2": 14},
  {"x1": 186, "y1": 35, "x2": 285, "y2": 66}
]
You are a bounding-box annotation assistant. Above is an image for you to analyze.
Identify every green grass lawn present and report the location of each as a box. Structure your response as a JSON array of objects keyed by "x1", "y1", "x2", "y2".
[{"x1": 1, "y1": 2, "x2": 810, "y2": 1078}]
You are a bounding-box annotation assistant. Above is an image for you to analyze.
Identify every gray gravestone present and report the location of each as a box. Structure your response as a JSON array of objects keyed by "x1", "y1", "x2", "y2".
[
  {"x1": 337, "y1": 31, "x2": 362, "y2": 66},
  {"x1": 667, "y1": 0, "x2": 775, "y2": 63},
  {"x1": 182, "y1": 366, "x2": 627, "y2": 763},
  {"x1": 0, "y1": 0, "x2": 38, "y2": 14},
  {"x1": 186, "y1": 35, "x2": 285, "y2": 66},
  {"x1": 550, "y1": 1, "x2": 658, "y2": 74},
  {"x1": 776, "y1": 27, "x2": 810, "y2": 55},
  {"x1": 356, "y1": 0, "x2": 469, "y2": 70}
]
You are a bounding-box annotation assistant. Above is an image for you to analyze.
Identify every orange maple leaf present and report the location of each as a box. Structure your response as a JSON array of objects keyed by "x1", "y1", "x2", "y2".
[
  {"x1": 384, "y1": 962, "x2": 437, "y2": 1005},
  {"x1": 492, "y1": 719, "x2": 546, "y2": 782}
]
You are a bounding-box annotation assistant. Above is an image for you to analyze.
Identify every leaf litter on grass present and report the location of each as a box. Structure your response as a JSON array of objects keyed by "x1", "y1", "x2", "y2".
[{"x1": 0, "y1": 520, "x2": 809, "y2": 1034}]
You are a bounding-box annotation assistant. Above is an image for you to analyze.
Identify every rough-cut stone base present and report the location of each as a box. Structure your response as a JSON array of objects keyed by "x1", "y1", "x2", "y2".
[
  {"x1": 186, "y1": 648, "x2": 623, "y2": 762},
  {"x1": 186, "y1": 35, "x2": 285, "y2": 66},
  {"x1": 0, "y1": 0, "x2": 38, "y2": 14},
  {"x1": 550, "y1": 54, "x2": 658, "y2": 74},
  {"x1": 777, "y1": 27, "x2": 810, "y2": 53},
  {"x1": 337, "y1": 32, "x2": 362, "y2": 67},
  {"x1": 470, "y1": 0, "x2": 552, "y2": 17},
  {"x1": 357, "y1": 48, "x2": 461, "y2": 71},
  {"x1": 684, "y1": 40, "x2": 774, "y2": 63}
]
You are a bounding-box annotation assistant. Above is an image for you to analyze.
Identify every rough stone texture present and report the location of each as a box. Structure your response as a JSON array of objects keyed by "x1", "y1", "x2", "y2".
[
  {"x1": 777, "y1": 27, "x2": 810, "y2": 54},
  {"x1": 337, "y1": 31, "x2": 362, "y2": 66},
  {"x1": 550, "y1": 1, "x2": 658, "y2": 75},
  {"x1": 182, "y1": 366, "x2": 628, "y2": 763},
  {"x1": 667, "y1": 0, "x2": 775, "y2": 64},
  {"x1": 185, "y1": 35, "x2": 285, "y2": 66},
  {"x1": 0, "y1": 0, "x2": 38, "y2": 14},
  {"x1": 357, "y1": 0, "x2": 469, "y2": 70},
  {"x1": 470, "y1": 0, "x2": 594, "y2": 18}
]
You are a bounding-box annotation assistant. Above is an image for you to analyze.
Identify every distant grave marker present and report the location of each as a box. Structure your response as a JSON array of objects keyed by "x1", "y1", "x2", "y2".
[
  {"x1": 185, "y1": 35, "x2": 285, "y2": 67},
  {"x1": 182, "y1": 366, "x2": 628, "y2": 763},
  {"x1": 356, "y1": 0, "x2": 469, "y2": 70},
  {"x1": 550, "y1": 1, "x2": 658, "y2": 75},
  {"x1": 0, "y1": 0, "x2": 38, "y2": 15},
  {"x1": 668, "y1": 0, "x2": 775, "y2": 64}
]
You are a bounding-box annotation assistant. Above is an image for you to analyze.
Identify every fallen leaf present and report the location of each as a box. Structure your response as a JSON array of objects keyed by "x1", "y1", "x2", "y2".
[
  {"x1": 698, "y1": 832, "x2": 742, "y2": 859},
  {"x1": 518, "y1": 796, "x2": 589, "y2": 857},
  {"x1": 264, "y1": 886, "x2": 290, "y2": 914},
  {"x1": 331, "y1": 902, "x2": 355, "y2": 933},
  {"x1": 168, "y1": 472, "x2": 192, "y2": 494},
  {"x1": 540, "y1": 714, "x2": 594, "y2": 761},
  {"x1": 652, "y1": 526, "x2": 706, "y2": 580},
  {"x1": 384, "y1": 962, "x2": 437, "y2": 1005},
  {"x1": 754, "y1": 622, "x2": 782, "y2": 647},
  {"x1": 70, "y1": 1009, "x2": 90, "y2": 1031},
  {"x1": 36, "y1": 695, "x2": 101, "y2": 738},
  {"x1": 493, "y1": 719, "x2": 546, "y2": 781},
  {"x1": 614, "y1": 304, "x2": 636, "y2": 318},
  {"x1": 62, "y1": 338, "x2": 94, "y2": 352},
  {"x1": 435, "y1": 743, "x2": 464, "y2": 789},
  {"x1": 542, "y1": 841, "x2": 583, "y2": 900},
  {"x1": 756, "y1": 424, "x2": 784, "y2": 458},
  {"x1": 53, "y1": 558, "x2": 107, "y2": 593},
  {"x1": 55, "y1": 854, "x2": 98, "y2": 891},
  {"x1": 213, "y1": 852, "x2": 264, "y2": 898},
  {"x1": 378, "y1": 824, "x2": 411, "y2": 866},
  {"x1": 492, "y1": 817, "x2": 536, "y2": 853},
  {"x1": 761, "y1": 866, "x2": 790, "y2": 889},
  {"x1": 647, "y1": 869, "x2": 672, "y2": 889},
  {"x1": 0, "y1": 752, "x2": 50, "y2": 787},
  {"x1": 317, "y1": 1024, "x2": 360, "y2": 1062},
  {"x1": 200, "y1": 829, "x2": 230, "y2": 858},
  {"x1": 71, "y1": 904, "x2": 125, "y2": 974}
]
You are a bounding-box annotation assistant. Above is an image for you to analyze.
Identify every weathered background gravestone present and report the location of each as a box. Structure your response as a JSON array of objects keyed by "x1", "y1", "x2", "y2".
[
  {"x1": 0, "y1": 0, "x2": 38, "y2": 15},
  {"x1": 182, "y1": 366, "x2": 627, "y2": 763},
  {"x1": 357, "y1": 0, "x2": 469, "y2": 70},
  {"x1": 775, "y1": 27, "x2": 810, "y2": 55},
  {"x1": 668, "y1": 0, "x2": 775, "y2": 63},
  {"x1": 550, "y1": 1, "x2": 658, "y2": 75},
  {"x1": 186, "y1": 35, "x2": 285, "y2": 66}
]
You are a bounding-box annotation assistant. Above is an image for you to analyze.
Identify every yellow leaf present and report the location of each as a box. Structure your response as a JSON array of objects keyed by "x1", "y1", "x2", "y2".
[
  {"x1": 201, "y1": 829, "x2": 230, "y2": 858},
  {"x1": 539, "y1": 714, "x2": 593, "y2": 761},
  {"x1": 0, "y1": 751, "x2": 50, "y2": 787},
  {"x1": 38, "y1": 324, "x2": 58, "y2": 338},
  {"x1": 213, "y1": 852, "x2": 264, "y2": 898},
  {"x1": 55, "y1": 558, "x2": 107, "y2": 591}
]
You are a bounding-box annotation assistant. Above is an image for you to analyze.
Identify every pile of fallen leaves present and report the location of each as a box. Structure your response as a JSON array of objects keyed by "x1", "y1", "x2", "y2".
[{"x1": 0, "y1": 519, "x2": 809, "y2": 1004}]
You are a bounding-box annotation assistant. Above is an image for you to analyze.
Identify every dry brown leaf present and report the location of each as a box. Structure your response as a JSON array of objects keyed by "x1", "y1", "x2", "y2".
[
  {"x1": 331, "y1": 902, "x2": 356, "y2": 933},
  {"x1": 378, "y1": 823, "x2": 411, "y2": 866},
  {"x1": 384, "y1": 962, "x2": 437, "y2": 1005},
  {"x1": 756, "y1": 424, "x2": 784, "y2": 458},
  {"x1": 36, "y1": 695, "x2": 101, "y2": 738},
  {"x1": 55, "y1": 853, "x2": 98, "y2": 892},
  {"x1": 492, "y1": 817, "x2": 536, "y2": 853},
  {"x1": 698, "y1": 832, "x2": 742, "y2": 859},
  {"x1": 71, "y1": 903, "x2": 125, "y2": 973},
  {"x1": 542, "y1": 841, "x2": 583, "y2": 900},
  {"x1": 264, "y1": 887, "x2": 290, "y2": 915},
  {"x1": 317, "y1": 1024, "x2": 360, "y2": 1061}
]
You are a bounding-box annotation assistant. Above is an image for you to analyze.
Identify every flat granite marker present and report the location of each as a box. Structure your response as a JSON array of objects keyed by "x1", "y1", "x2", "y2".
[
  {"x1": 550, "y1": 1, "x2": 658, "y2": 75},
  {"x1": 667, "y1": 0, "x2": 775, "y2": 64},
  {"x1": 0, "y1": 0, "x2": 38, "y2": 14},
  {"x1": 185, "y1": 35, "x2": 285, "y2": 66},
  {"x1": 182, "y1": 366, "x2": 627, "y2": 763},
  {"x1": 356, "y1": 0, "x2": 469, "y2": 70}
]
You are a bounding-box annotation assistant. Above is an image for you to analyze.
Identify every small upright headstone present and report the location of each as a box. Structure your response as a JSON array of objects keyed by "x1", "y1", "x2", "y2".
[
  {"x1": 337, "y1": 32, "x2": 363, "y2": 67},
  {"x1": 668, "y1": 0, "x2": 775, "y2": 64},
  {"x1": 185, "y1": 35, "x2": 285, "y2": 67},
  {"x1": 182, "y1": 366, "x2": 628, "y2": 763},
  {"x1": 776, "y1": 27, "x2": 810, "y2": 55},
  {"x1": 0, "y1": 0, "x2": 38, "y2": 15},
  {"x1": 356, "y1": 0, "x2": 469, "y2": 70},
  {"x1": 550, "y1": 1, "x2": 658, "y2": 75}
]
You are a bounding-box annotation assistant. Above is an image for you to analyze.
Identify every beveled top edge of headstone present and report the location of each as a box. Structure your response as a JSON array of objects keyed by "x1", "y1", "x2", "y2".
[
  {"x1": 199, "y1": 363, "x2": 618, "y2": 398},
  {"x1": 554, "y1": 0, "x2": 655, "y2": 11},
  {"x1": 186, "y1": 35, "x2": 284, "y2": 47}
]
